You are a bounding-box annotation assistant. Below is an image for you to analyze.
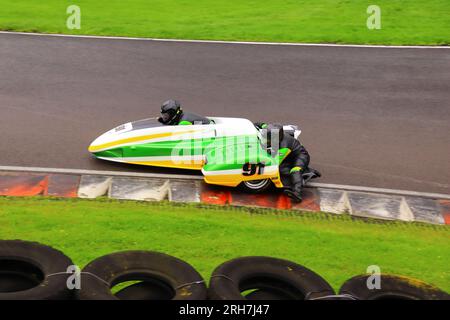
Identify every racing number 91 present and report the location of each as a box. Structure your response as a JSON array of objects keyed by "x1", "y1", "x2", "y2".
[{"x1": 242, "y1": 162, "x2": 265, "y2": 176}]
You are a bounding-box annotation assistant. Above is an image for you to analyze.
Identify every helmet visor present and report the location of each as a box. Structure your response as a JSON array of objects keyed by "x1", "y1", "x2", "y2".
[{"x1": 160, "y1": 111, "x2": 172, "y2": 123}]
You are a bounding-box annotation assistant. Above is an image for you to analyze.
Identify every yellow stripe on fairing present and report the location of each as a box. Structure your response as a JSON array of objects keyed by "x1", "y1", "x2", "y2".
[
  {"x1": 89, "y1": 129, "x2": 200, "y2": 152},
  {"x1": 125, "y1": 160, "x2": 204, "y2": 170},
  {"x1": 203, "y1": 172, "x2": 279, "y2": 188}
]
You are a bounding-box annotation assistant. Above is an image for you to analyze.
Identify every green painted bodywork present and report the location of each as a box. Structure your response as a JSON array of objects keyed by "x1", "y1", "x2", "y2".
[
  {"x1": 93, "y1": 133, "x2": 291, "y2": 173},
  {"x1": 203, "y1": 144, "x2": 290, "y2": 172},
  {"x1": 178, "y1": 120, "x2": 193, "y2": 125}
]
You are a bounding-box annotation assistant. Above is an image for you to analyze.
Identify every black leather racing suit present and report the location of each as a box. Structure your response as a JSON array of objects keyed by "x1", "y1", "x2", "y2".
[
  {"x1": 255, "y1": 121, "x2": 310, "y2": 196},
  {"x1": 277, "y1": 135, "x2": 310, "y2": 197}
]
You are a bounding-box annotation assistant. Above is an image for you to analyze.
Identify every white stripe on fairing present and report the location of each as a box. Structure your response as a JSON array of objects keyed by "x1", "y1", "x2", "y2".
[
  {"x1": 113, "y1": 155, "x2": 205, "y2": 162},
  {"x1": 201, "y1": 165, "x2": 279, "y2": 176},
  {"x1": 0, "y1": 31, "x2": 449, "y2": 49},
  {"x1": 97, "y1": 155, "x2": 205, "y2": 163},
  {"x1": 96, "y1": 157, "x2": 127, "y2": 164}
]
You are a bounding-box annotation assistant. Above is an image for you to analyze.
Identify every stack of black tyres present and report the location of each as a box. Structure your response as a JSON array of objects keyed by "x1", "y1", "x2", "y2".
[{"x1": 0, "y1": 240, "x2": 449, "y2": 300}]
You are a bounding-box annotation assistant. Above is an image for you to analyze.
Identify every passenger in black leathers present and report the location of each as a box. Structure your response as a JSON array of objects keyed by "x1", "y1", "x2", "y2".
[
  {"x1": 158, "y1": 99, "x2": 210, "y2": 125},
  {"x1": 256, "y1": 123, "x2": 311, "y2": 202}
]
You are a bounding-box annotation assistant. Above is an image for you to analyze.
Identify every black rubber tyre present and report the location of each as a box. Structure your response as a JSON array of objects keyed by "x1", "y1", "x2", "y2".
[
  {"x1": 245, "y1": 289, "x2": 292, "y2": 300},
  {"x1": 208, "y1": 256, "x2": 335, "y2": 300},
  {"x1": 0, "y1": 274, "x2": 40, "y2": 293},
  {"x1": 0, "y1": 240, "x2": 74, "y2": 300},
  {"x1": 238, "y1": 179, "x2": 273, "y2": 193},
  {"x1": 115, "y1": 279, "x2": 175, "y2": 300},
  {"x1": 78, "y1": 251, "x2": 207, "y2": 300},
  {"x1": 306, "y1": 294, "x2": 357, "y2": 300},
  {"x1": 339, "y1": 274, "x2": 450, "y2": 300}
]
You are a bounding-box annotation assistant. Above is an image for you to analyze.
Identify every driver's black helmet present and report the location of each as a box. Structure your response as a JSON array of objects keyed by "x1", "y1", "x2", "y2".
[
  {"x1": 261, "y1": 123, "x2": 284, "y2": 150},
  {"x1": 160, "y1": 99, "x2": 182, "y2": 125}
]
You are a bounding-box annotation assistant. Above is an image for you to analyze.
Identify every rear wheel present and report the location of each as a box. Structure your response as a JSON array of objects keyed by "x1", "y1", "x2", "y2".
[{"x1": 239, "y1": 179, "x2": 272, "y2": 193}]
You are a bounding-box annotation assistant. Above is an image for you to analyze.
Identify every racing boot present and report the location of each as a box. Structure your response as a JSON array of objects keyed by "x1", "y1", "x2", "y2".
[
  {"x1": 283, "y1": 169, "x2": 304, "y2": 203},
  {"x1": 310, "y1": 168, "x2": 321, "y2": 178},
  {"x1": 301, "y1": 167, "x2": 322, "y2": 183}
]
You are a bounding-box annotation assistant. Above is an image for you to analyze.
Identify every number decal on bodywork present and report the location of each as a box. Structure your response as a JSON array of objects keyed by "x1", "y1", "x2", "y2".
[{"x1": 242, "y1": 163, "x2": 265, "y2": 176}]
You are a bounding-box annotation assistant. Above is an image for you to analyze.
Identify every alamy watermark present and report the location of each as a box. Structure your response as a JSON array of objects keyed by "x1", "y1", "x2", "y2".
[
  {"x1": 366, "y1": 265, "x2": 381, "y2": 289},
  {"x1": 367, "y1": 5, "x2": 381, "y2": 30},
  {"x1": 167, "y1": 124, "x2": 282, "y2": 167},
  {"x1": 66, "y1": 265, "x2": 81, "y2": 289},
  {"x1": 58, "y1": 264, "x2": 109, "y2": 290},
  {"x1": 66, "y1": 5, "x2": 81, "y2": 30}
]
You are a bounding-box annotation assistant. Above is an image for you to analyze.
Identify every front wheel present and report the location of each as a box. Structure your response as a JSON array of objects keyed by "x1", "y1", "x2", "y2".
[{"x1": 239, "y1": 179, "x2": 272, "y2": 193}]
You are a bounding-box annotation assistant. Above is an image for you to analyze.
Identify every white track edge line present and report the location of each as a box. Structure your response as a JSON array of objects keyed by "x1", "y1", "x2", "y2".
[
  {"x1": 0, "y1": 165, "x2": 204, "y2": 181},
  {"x1": 1, "y1": 165, "x2": 450, "y2": 200},
  {"x1": 0, "y1": 31, "x2": 448, "y2": 49}
]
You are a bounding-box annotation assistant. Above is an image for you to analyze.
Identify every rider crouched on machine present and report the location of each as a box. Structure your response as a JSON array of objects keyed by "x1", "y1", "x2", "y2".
[
  {"x1": 256, "y1": 122, "x2": 320, "y2": 202},
  {"x1": 158, "y1": 99, "x2": 210, "y2": 125}
]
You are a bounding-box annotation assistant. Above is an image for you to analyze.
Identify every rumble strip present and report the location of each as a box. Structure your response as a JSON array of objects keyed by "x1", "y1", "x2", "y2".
[{"x1": 0, "y1": 169, "x2": 449, "y2": 225}]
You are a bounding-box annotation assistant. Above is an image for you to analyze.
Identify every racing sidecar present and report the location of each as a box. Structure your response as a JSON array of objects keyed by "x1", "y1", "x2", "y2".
[{"x1": 88, "y1": 117, "x2": 318, "y2": 192}]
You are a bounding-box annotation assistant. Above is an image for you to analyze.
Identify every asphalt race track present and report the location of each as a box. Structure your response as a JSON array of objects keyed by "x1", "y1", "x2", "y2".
[{"x1": 1, "y1": 33, "x2": 449, "y2": 194}]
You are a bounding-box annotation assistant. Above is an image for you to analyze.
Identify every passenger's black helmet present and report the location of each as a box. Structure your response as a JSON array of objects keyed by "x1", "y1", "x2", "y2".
[
  {"x1": 261, "y1": 123, "x2": 284, "y2": 150},
  {"x1": 160, "y1": 99, "x2": 182, "y2": 124}
]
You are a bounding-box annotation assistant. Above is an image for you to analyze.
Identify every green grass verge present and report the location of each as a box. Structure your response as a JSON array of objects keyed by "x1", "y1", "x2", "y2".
[
  {"x1": 0, "y1": 197, "x2": 449, "y2": 292},
  {"x1": 0, "y1": 0, "x2": 449, "y2": 45}
]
